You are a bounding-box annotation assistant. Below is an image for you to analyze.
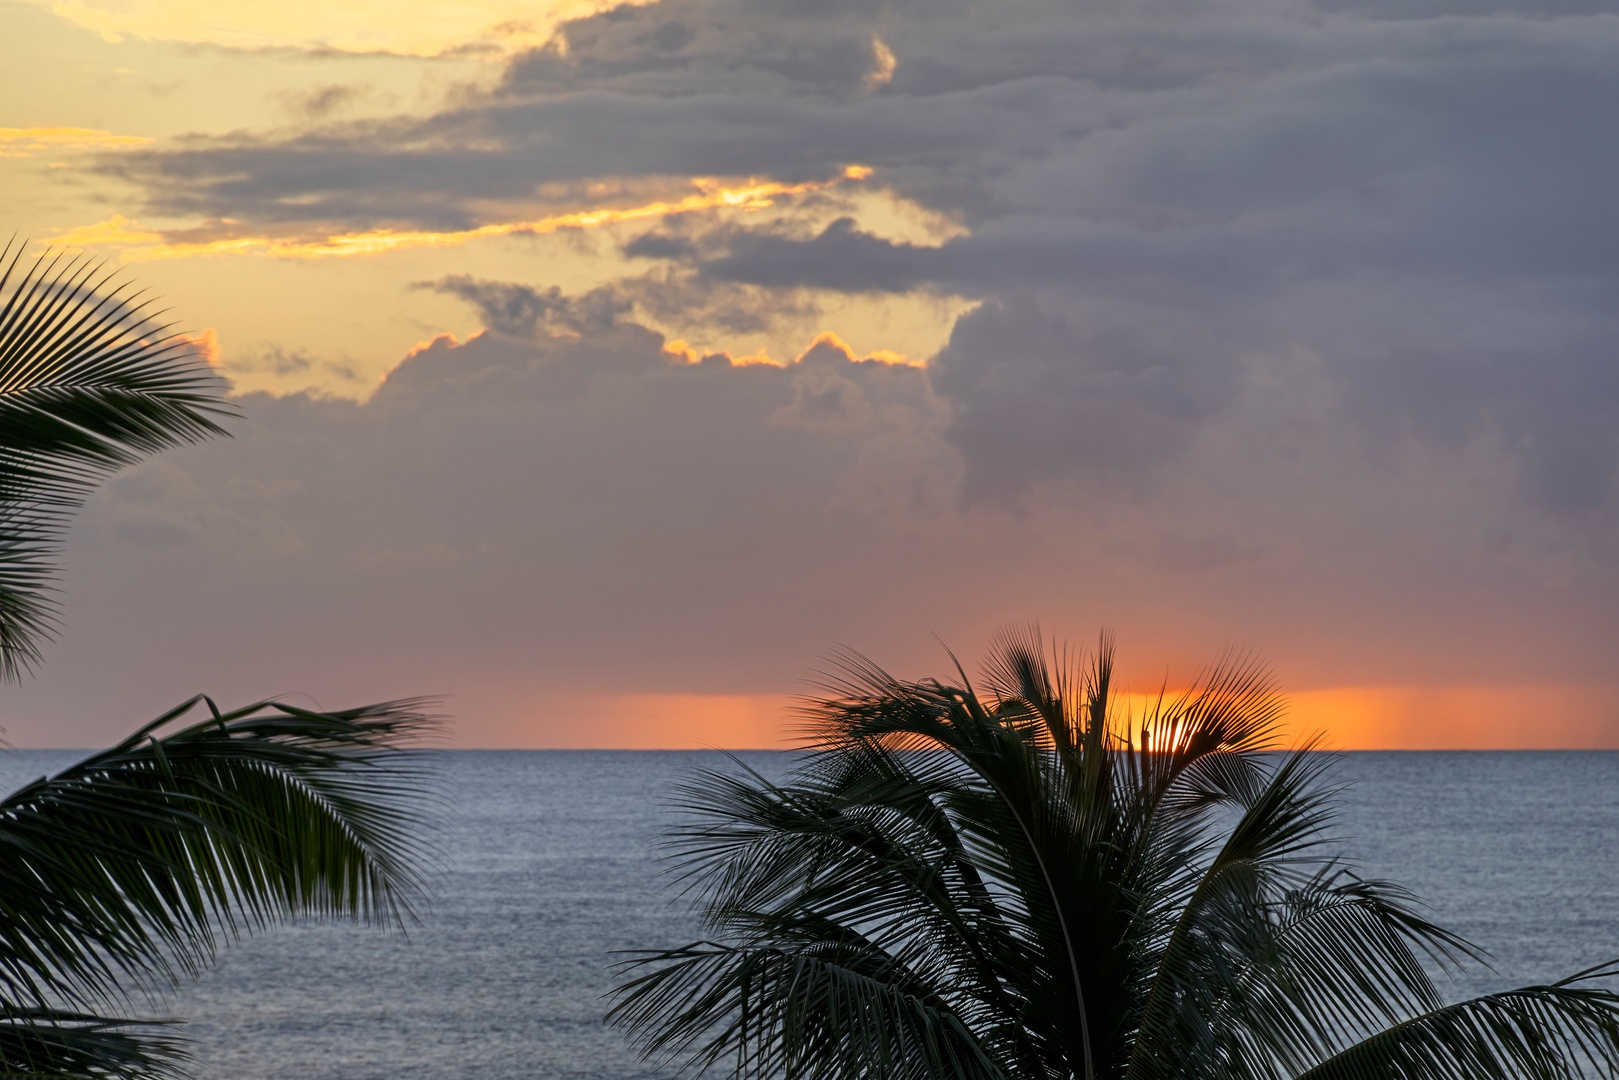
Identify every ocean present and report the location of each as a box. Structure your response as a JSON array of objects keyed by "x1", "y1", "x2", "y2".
[{"x1": 2, "y1": 749, "x2": 1617, "y2": 1078}]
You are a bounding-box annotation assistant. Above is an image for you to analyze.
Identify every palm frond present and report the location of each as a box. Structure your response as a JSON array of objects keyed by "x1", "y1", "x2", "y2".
[
  {"x1": 0, "y1": 695, "x2": 437, "y2": 1014},
  {"x1": 611, "y1": 937, "x2": 1004, "y2": 1080},
  {"x1": 0, "y1": 239, "x2": 232, "y2": 680},
  {"x1": 0, "y1": 1008, "x2": 185, "y2": 1080},
  {"x1": 1139, "y1": 868, "x2": 1483, "y2": 1080},
  {"x1": 1127, "y1": 748, "x2": 1350, "y2": 1080},
  {"x1": 1296, "y1": 965, "x2": 1619, "y2": 1080}
]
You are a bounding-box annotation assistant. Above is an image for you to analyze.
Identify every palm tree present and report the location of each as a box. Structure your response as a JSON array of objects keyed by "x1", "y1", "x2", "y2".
[
  {"x1": 611, "y1": 630, "x2": 1619, "y2": 1079},
  {"x1": 0, "y1": 241, "x2": 436, "y2": 1078}
]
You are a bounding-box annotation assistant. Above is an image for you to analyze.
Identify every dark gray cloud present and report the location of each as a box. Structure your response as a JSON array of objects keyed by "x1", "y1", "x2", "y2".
[
  {"x1": 104, "y1": 0, "x2": 1619, "y2": 233},
  {"x1": 422, "y1": 276, "x2": 635, "y2": 336},
  {"x1": 227, "y1": 345, "x2": 370, "y2": 387},
  {"x1": 928, "y1": 293, "x2": 1237, "y2": 498},
  {"x1": 276, "y1": 82, "x2": 373, "y2": 121},
  {"x1": 701, "y1": 217, "x2": 934, "y2": 293}
]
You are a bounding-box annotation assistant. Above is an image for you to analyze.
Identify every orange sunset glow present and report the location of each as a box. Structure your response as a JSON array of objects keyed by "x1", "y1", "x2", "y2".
[{"x1": 444, "y1": 684, "x2": 1619, "y2": 750}]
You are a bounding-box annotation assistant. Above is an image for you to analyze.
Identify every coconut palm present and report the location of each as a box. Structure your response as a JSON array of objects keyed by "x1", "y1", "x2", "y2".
[
  {"x1": 611, "y1": 631, "x2": 1619, "y2": 1079},
  {"x1": 0, "y1": 242, "x2": 436, "y2": 1078}
]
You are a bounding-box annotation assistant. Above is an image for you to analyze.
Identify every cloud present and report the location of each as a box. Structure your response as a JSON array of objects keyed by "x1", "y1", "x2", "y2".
[
  {"x1": 0, "y1": 298, "x2": 971, "y2": 740},
  {"x1": 276, "y1": 83, "x2": 374, "y2": 121},
  {"x1": 13, "y1": 0, "x2": 1619, "y2": 745},
  {"x1": 222, "y1": 345, "x2": 371, "y2": 388},
  {"x1": 421, "y1": 276, "x2": 634, "y2": 336},
  {"x1": 700, "y1": 217, "x2": 935, "y2": 293},
  {"x1": 1, "y1": 287, "x2": 1614, "y2": 748},
  {"x1": 65, "y1": 168, "x2": 873, "y2": 260},
  {"x1": 73, "y1": 0, "x2": 1619, "y2": 518}
]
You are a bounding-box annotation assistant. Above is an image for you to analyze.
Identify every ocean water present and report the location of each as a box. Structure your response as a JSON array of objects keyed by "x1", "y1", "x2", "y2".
[{"x1": 1, "y1": 749, "x2": 1616, "y2": 1078}]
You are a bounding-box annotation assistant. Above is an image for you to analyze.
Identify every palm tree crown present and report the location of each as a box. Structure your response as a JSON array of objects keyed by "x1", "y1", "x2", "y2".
[{"x1": 612, "y1": 631, "x2": 1619, "y2": 1080}]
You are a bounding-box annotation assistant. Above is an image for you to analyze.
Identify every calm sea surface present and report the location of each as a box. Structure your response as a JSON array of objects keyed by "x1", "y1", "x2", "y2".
[{"x1": 2, "y1": 750, "x2": 1617, "y2": 1078}]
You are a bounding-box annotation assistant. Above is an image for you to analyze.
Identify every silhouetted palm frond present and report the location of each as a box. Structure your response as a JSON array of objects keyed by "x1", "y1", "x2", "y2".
[
  {"x1": 0, "y1": 695, "x2": 438, "y2": 1077},
  {"x1": 0, "y1": 239, "x2": 231, "y2": 680},
  {"x1": 0, "y1": 1008, "x2": 184, "y2": 1080}
]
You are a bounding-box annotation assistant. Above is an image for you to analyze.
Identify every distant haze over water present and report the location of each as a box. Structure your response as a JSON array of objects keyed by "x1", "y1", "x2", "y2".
[{"x1": 2, "y1": 750, "x2": 1615, "y2": 1079}]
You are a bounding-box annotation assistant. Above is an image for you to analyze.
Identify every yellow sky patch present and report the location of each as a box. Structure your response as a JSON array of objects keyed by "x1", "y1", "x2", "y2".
[
  {"x1": 48, "y1": 166, "x2": 877, "y2": 262},
  {"x1": 0, "y1": 125, "x2": 151, "y2": 156},
  {"x1": 46, "y1": 214, "x2": 162, "y2": 248},
  {"x1": 23, "y1": 0, "x2": 652, "y2": 57}
]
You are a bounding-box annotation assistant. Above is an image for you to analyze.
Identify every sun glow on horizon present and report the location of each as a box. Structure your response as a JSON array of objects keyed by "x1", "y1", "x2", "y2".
[{"x1": 444, "y1": 683, "x2": 1619, "y2": 750}]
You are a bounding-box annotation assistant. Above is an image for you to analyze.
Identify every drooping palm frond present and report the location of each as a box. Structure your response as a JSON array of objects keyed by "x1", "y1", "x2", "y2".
[
  {"x1": 0, "y1": 1008, "x2": 185, "y2": 1080},
  {"x1": 0, "y1": 695, "x2": 438, "y2": 1076},
  {"x1": 612, "y1": 754, "x2": 1028, "y2": 1080},
  {"x1": 613, "y1": 630, "x2": 1619, "y2": 1080},
  {"x1": 0, "y1": 239, "x2": 231, "y2": 680},
  {"x1": 1297, "y1": 964, "x2": 1619, "y2": 1080}
]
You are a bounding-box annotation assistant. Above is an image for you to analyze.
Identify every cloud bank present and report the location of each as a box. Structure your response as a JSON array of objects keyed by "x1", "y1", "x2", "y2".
[
  {"x1": 8, "y1": 0, "x2": 1619, "y2": 746},
  {"x1": 6, "y1": 285, "x2": 1614, "y2": 746}
]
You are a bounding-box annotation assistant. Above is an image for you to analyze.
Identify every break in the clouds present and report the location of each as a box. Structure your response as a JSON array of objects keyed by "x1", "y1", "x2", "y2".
[{"x1": 6, "y1": 0, "x2": 1619, "y2": 745}]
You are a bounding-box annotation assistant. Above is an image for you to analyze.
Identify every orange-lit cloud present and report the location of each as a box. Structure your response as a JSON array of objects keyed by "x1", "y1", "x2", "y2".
[
  {"x1": 661, "y1": 331, "x2": 920, "y2": 369},
  {"x1": 178, "y1": 327, "x2": 221, "y2": 366},
  {"x1": 794, "y1": 330, "x2": 921, "y2": 367},
  {"x1": 20, "y1": 0, "x2": 650, "y2": 57},
  {"x1": 0, "y1": 126, "x2": 152, "y2": 157},
  {"x1": 49, "y1": 166, "x2": 875, "y2": 263},
  {"x1": 663, "y1": 330, "x2": 926, "y2": 372},
  {"x1": 866, "y1": 35, "x2": 898, "y2": 88}
]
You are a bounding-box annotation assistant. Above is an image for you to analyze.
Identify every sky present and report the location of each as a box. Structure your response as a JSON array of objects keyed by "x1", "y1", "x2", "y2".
[{"x1": 3, "y1": 0, "x2": 1618, "y2": 749}]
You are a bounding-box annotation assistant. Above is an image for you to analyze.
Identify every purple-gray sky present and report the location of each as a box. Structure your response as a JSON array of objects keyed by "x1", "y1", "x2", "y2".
[{"x1": 3, "y1": 0, "x2": 1617, "y2": 747}]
